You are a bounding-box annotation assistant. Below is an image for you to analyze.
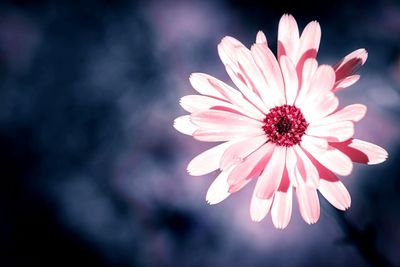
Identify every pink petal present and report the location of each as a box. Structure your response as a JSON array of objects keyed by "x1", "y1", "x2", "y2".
[
  {"x1": 306, "y1": 121, "x2": 355, "y2": 142},
  {"x1": 235, "y1": 47, "x2": 273, "y2": 110},
  {"x1": 187, "y1": 141, "x2": 234, "y2": 176},
  {"x1": 193, "y1": 128, "x2": 264, "y2": 142},
  {"x1": 173, "y1": 115, "x2": 198, "y2": 135},
  {"x1": 329, "y1": 139, "x2": 388, "y2": 165},
  {"x1": 255, "y1": 146, "x2": 286, "y2": 199},
  {"x1": 306, "y1": 65, "x2": 336, "y2": 99},
  {"x1": 301, "y1": 92, "x2": 339, "y2": 123},
  {"x1": 190, "y1": 110, "x2": 263, "y2": 129},
  {"x1": 179, "y1": 95, "x2": 261, "y2": 120},
  {"x1": 295, "y1": 58, "x2": 318, "y2": 107},
  {"x1": 280, "y1": 55, "x2": 299, "y2": 105},
  {"x1": 224, "y1": 64, "x2": 269, "y2": 114},
  {"x1": 250, "y1": 189, "x2": 273, "y2": 222},
  {"x1": 256, "y1": 30, "x2": 268, "y2": 44},
  {"x1": 334, "y1": 48, "x2": 368, "y2": 81},
  {"x1": 301, "y1": 137, "x2": 353, "y2": 176},
  {"x1": 228, "y1": 179, "x2": 251, "y2": 193},
  {"x1": 218, "y1": 37, "x2": 269, "y2": 113},
  {"x1": 189, "y1": 73, "x2": 264, "y2": 118},
  {"x1": 220, "y1": 135, "x2": 267, "y2": 170},
  {"x1": 296, "y1": 21, "x2": 321, "y2": 66},
  {"x1": 333, "y1": 75, "x2": 360, "y2": 92},
  {"x1": 217, "y1": 36, "x2": 245, "y2": 69},
  {"x1": 271, "y1": 171, "x2": 293, "y2": 229},
  {"x1": 228, "y1": 142, "x2": 275, "y2": 186},
  {"x1": 251, "y1": 44, "x2": 286, "y2": 106},
  {"x1": 296, "y1": 184, "x2": 320, "y2": 224},
  {"x1": 319, "y1": 178, "x2": 351, "y2": 211},
  {"x1": 206, "y1": 168, "x2": 232, "y2": 204},
  {"x1": 293, "y1": 146, "x2": 319, "y2": 188},
  {"x1": 311, "y1": 104, "x2": 367, "y2": 126},
  {"x1": 285, "y1": 146, "x2": 300, "y2": 187},
  {"x1": 278, "y1": 14, "x2": 300, "y2": 61},
  {"x1": 301, "y1": 134, "x2": 329, "y2": 150}
]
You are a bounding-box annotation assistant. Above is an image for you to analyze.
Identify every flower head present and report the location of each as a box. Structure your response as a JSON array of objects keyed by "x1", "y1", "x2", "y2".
[{"x1": 174, "y1": 14, "x2": 388, "y2": 229}]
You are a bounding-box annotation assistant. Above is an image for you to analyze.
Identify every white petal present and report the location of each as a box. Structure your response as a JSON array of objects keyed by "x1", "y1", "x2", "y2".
[
  {"x1": 250, "y1": 190, "x2": 273, "y2": 222},
  {"x1": 311, "y1": 104, "x2": 367, "y2": 126},
  {"x1": 256, "y1": 31, "x2": 268, "y2": 44},
  {"x1": 333, "y1": 75, "x2": 360, "y2": 92},
  {"x1": 330, "y1": 139, "x2": 388, "y2": 165},
  {"x1": 296, "y1": 21, "x2": 321, "y2": 64},
  {"x1": 173, "y1": 115, "x2": 198, "y2": 135},
  {"x1": 280, "y1": 55, "x2": 299, "y2": 105},
  {"x1": 301, "y1": 138, "x2": 353, "y2": 176},
  {"x1": 296, "y1": 184, "x2": 320, "y2": 224},
  {"x1": 187, "y1": 141, "x2": 235, "y2": 176},
  {"x1": 271, "y1": 186, "x2": 293, "y2": 229},
  {"x1": 220, "y1": 135, "x2": 267, "y2": 170},
  {"x1": 206, "y1": 168, "x2": 233, "y2": 204},
  {"x1": 319, "y1": 178, "x2": 351, "y2": 211},
  {"x1": 255, "y1": 146, "x2": 286, "y2": 199},
  {"x1": 293, "y1": 146, "x2": 319, "y2": 188},
  {"x1": 277, "y1": 14, "x2": 300, "y2": 61},
  {"x1": 251, "y1": 44, "x2": 286, "y2": 106},
  {"x1": 307, "y1": 121, "x2": 355, "y2": 142}
]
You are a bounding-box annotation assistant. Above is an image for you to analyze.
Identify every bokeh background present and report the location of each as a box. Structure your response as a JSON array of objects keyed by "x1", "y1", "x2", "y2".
[{"x1": 0, "y1": 0, "x2": 399, "y2": 266}]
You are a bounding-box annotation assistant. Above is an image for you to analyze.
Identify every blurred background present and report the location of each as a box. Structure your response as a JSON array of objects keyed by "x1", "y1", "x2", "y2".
[{"x1": 0, "y1": 0, "x2": 399, "y2": 266}]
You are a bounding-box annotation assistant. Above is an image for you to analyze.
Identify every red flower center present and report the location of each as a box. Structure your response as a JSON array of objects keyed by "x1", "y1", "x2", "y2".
[{"x1": 263, "y1": 105, "x2": 308, "y2": 147}]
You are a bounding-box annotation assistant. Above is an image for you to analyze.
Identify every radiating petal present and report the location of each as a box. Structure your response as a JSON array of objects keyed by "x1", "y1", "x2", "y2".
[
  {"x1": 296, "y1": 21, "x2": 321, "y2": 65},
  {"x1": 250, "y1": 190, "x2": 273, "y2": 222},
  {"x1": 334, "y1": 48, "x2": 368, "y2": 81},
  {"x1": 187, "y1": 141, "x2": 235, "y2": 176},
  {"x1": 220, "y1": 135, "x2": 267, "y2": 170},
  {"x1": 311, "y1": 104, "x2": 366, "y2": 126},
  {"x1": 189, "y1": 73, "x2": 264, "y2": 118},
  {"x1": 301, "y1": 138, "x2": 353, "y2": 176},
  {"x1": 191, "y1": 110, "x2": 263, "y2": 129},
  {"x1": 278, "y1": 14, "x2": 300, "y2": 61},
  {"x1": 255, "y1": 146, "x2": 286, "y2": 199},
  {"x1": 224, "y1": 64, "x2": 269, "y2": 114},
  {"x1": 193, "y1": 128, "x2": 264, "y2": 142},
  {"x1": 256, "y1": 31, "x2": 268, "y2": 44},
  {"x1": 319, "y1": 178, "x2": 351, "y2": 210},
  {"x1": 333, "y1": 75, "x2": 360, "y2": 92},
  {"x1": 307, "y1": 121, "x2": 354, "y2": 142},
  {"x1": 305, "y1": 65, "x2": 336, "y2": 100},
  {"x1": 301, "y1": 92, "x2": 339, "y2": 123},
  {"x1": 295, "y1": 58, "x2": 318, "y2": 107},
  {"x1": 206, "y1": 168, "x2": 233, "y2": 204},
  {"x1": 285, "y1": 146, "x2": 300, "y2": 187},
  {"x1": 173, "y1": 115, "x2": 198, "y2": 135},
  {"x1": 296, "y1": 184, "x2": 320, "y2": 224},
  {"x1": 235, "y1": 46, "x2": 273, "y2": 110},
  {"x1": 228, "y1": 142, "x2": 275, "y2": 186},
  {"x1": 293, "y1": 146, "x2": 319, "y2": 188},
  {"x1": 280, "y1": 55, "x2": 299, "y2": 105},
  {"x1": 329, "y1": 139, "x2": 388, "y2": 165},
  {"x1": 180, "y1": 95, "x2": 263, "y2": 120},
  {"x1": 218, "y1": 37, "x2": 269, "y2": 113},
  {"x1": 271, "y1": 170, "x2": 293, "y2": 229},
  {"x1": 251, "y1": 44, "x2": 286, "y2": 106}
]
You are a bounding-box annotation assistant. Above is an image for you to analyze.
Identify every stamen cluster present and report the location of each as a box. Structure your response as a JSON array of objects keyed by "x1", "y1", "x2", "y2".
[{"x1": 263, "y1": 105, "x2": 308, "y2": 147}]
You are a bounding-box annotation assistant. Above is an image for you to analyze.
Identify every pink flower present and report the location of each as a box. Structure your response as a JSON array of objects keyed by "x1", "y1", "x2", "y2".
[{"x1": 174, "y1": 14, "x2": 388, "y2": 229}]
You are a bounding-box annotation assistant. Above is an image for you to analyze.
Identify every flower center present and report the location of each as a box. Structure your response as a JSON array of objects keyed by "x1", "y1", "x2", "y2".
[{"x1": 263, "y1": 105, "x2": 308, "y2": 147}]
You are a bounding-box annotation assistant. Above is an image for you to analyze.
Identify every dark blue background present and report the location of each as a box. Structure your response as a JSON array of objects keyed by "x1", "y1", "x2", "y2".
[{"x1": 0, "y1": 0, "x2": 399, "y2": 266}]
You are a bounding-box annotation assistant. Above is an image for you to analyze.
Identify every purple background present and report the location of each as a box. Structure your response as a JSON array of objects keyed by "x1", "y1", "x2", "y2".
[{"x1": 0, "y1": 0, "x2": 399, "y2": 266}]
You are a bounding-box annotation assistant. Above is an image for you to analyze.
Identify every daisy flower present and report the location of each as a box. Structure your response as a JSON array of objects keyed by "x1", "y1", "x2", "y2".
[{"x1": 174, "y1": 14, "x2": 388, "y2": 229}]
